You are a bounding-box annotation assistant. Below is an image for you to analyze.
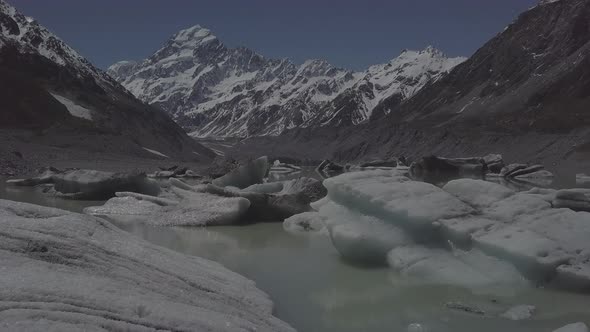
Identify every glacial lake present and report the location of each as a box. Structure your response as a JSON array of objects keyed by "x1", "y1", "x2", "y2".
[{"x1": 1, "y1": 175, "x2": 589, "y2": 332}]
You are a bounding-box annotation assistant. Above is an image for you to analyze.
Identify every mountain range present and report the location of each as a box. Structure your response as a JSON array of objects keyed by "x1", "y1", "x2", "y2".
[
  {"x1": 108, "y1": 27, "x2": 465, "y2": 137},
  {"x1": 224, "y1": 0, "x2": 590, "y2": 172},
  {"x1": 2, "y1": 0, "x2": 589, "y2": 172}
]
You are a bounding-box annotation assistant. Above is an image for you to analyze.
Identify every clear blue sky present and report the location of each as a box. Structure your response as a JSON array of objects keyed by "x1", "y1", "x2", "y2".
[{"x1": 11, "y1": 0, "x2": 538, "y2": 70}]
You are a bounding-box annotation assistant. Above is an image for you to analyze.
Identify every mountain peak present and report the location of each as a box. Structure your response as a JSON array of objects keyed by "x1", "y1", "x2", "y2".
[
  {"x1": 421, "y1": 45, "x2": 443, "y2": 56},
  {"x1": 172, "y1": 25, "x2": 216, "y2": 44},
  {"x1": 400, "y1": 46, "x2": 445, "y2": 58}
]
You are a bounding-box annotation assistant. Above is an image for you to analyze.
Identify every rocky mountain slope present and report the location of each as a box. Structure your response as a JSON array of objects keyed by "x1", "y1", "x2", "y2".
[
  {"x1": 0, "y1": 0, "x2": 214, "y2": 161},
  {"x1": 108, "y1": 26, "x2": 464, "y2": 137},
  {"x1": 229, "y1": 0, "x2": 590, "y2": 172},
  {"x1": 372, "y1": 0, "x2": 590, "y2": 133}
]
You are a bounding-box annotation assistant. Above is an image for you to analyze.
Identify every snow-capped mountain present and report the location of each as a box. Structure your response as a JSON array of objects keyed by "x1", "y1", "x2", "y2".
[
  {"x1": 0, "y1": 0, "x2": 117, "y2": 91},
  {"x1": 108, "y1": 26, "x2": 465, "y2": 138},
  {"x1": 0, "y1": 0, "x2": 213, "y2": 159}
]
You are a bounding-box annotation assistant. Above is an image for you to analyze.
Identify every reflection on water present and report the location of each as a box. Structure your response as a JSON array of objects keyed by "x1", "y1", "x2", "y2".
[{"x1": 1, "y1": 176, "x2": 590, "y2": 331}]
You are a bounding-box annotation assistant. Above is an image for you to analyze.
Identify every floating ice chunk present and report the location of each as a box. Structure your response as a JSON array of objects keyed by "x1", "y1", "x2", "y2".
[
  {"x1": 84, "y1": 196, "x2": 163, "y2": 218},
  {"x1": 0, "y1": 199, "x2": 294, "y2": 331},
  {"x1": 321, "y1": 202, "x2": 411, "y2": 264},
  {"x1": 443, "y1": 179, "x2": 514, "y2": 208},
  {"x1": 265, "y1": 177, "x2": 327, "y2": 219},
  {"x1": 85, "y1": 186, "x2": 251, "y2": 226},
  {"x1": 8, "y1": 169, "x2": 161, "y2": 200},
  {"x1": 310, "y1": 196, "x2": 331, "y2": 211},
  {"x1": 555, "y1": 256, "x2": 590, "y2": 290},
  {"x1": 553, "y1": 323, "x2": 589, "y2": 332},
  {"x1": 515, "y1": 169, "x2": 554, "y2": 179},
  {"x1": 439, "y1": 216, "x2": 497, "y2": 244},
  {"x1": 387, "y1": 246, "x2": 526, "y2": 289},
  {"x1": 576, "y1": 174, "x2": 590, "y2": 185},
  {"x1": 407, "y1": 323, "x2": 427, "y2": 332},
  {"x1": 212, "y1": 156, "x2": 269, "y2": 189},
  {"x1": 553, "y1": 189, "x2": 590, "y2": 212},
  {"x1": 160, "y1": 188, "x2": 251, "y2": 226},
  {"x1": 474, "y1": 225, "x2": 571, "y2": 274},
  {"x1": 501, "y1": 304, "x2": 535, "y2": 320},
  {"x1": 242, "y1": 181, "x2": 284, "y2": 194},
  {"x1": 324, "y1": 170, "x2": 473, "y2": 232},
  {"x1": 483, "y1": 192, "x2": 551, "y2": 222},
  {"x1": 283, "y1": 211, "x2": 326, "y2": 233}
]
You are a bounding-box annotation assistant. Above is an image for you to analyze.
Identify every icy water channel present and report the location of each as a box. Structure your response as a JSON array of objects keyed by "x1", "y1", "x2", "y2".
[{"x1": 1, "y1": 176, "x2": 589, "y2": 332}]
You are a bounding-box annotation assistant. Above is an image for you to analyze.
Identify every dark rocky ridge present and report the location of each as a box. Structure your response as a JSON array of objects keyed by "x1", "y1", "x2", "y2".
[
  {"x1": 373, "y1": 0, "x2": 590, "y2": 132},
  {"x1": 0, "y1": 0, "x2": 214, "y2": 162}
]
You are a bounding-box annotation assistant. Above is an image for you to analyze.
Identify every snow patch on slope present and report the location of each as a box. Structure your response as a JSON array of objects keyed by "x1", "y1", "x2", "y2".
[
  {"x1": 50, "y1": 93, "x2": 93, "y2": 120},
  {"x1": 142, "y1": 147, "x2": 169, "y2": 158}
]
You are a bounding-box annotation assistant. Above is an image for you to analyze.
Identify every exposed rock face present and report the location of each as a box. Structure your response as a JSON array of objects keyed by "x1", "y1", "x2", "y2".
[
  {"x1": 0, "y1": 0, "x2": 214, "y2": 160},
  {"x1": 0, "y1": 199, "x2": 293, "y2": 331},
  {"x1": 374, "y1": 0, "x2": 590, "y2": 132},
  {"x1": 108, "y1": 26, "x2": 464, "y2": 138}
]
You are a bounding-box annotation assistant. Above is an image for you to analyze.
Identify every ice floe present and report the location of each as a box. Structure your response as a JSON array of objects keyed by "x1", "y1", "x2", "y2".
[
  {"x1": 7, "y1": 168, "x2": 160, "y2": 200},
  {"x1": 213, "y1": 156, "x2": 269, "y2": 189},
  {"x1": 287, "y1": 170, "x2": 590, "y2": 291},
  {"x1": 553, "y1": 323, "x2": 589, "y2": 332},
  {"x1": 283, "y1": 211, "x2": 326, "y2": 233}
]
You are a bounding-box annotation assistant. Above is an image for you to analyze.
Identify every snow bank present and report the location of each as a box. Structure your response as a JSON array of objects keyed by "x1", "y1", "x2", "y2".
[{"x1": 0, "y1": 199, "x2": 294, "y2": 331}]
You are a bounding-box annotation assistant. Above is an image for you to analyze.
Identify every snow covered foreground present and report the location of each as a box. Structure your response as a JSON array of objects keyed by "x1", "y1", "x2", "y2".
[
  {"x1": 287, "y1": 170, "x2": 590, "y2": 291},
  {"x1": 0, "y1": 199, "x2": 294, "y2": 331}
]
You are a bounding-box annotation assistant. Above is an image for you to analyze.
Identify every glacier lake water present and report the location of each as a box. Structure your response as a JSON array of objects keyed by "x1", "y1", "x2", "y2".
[{"x1": 1, "y1": 176, "x2": 589, "y2": 331}]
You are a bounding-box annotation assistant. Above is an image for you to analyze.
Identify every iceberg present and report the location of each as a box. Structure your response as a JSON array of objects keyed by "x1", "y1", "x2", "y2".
[
  {"x1": 323, "y1": 170, "x2": 473, "y2": 234},
  {"x1": 320, "y1": 202, "x2": 411, "y2": 264},
  {"x1": 285, "y1": 170, "x2": 590, "y2": 290},
  {"x1": 85, "y1": 182, "x2": 251, "y2": 226},
  {"x1": 553, "y1": 323, "x2": 589, "y2": 332},
  {"x1": 7, "y1": 168, "x2": 161, "y2": 200},
  {"x1": 283, "y1": 211, "x2": 326, "y2": 233},
  {"x1": 387, "y1": 246, "x2": 525, "y2": 290},
  {"x1": 212, "y1": 156, "x2": 269, "y2": 189}
]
